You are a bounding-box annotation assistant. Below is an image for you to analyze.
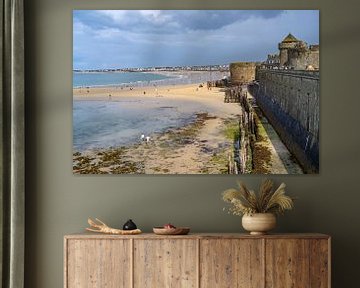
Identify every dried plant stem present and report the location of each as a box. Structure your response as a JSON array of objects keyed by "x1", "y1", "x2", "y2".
[
  {"x1": 86, "y1": 218, "x2": 142, "y2": 235},
  {"x1": 222, "y1": 179, "x2": 294, "y2": 216}
]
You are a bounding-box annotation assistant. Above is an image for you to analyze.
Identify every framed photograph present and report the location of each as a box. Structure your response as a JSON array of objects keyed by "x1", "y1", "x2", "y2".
[{"x1": 72, "y1": 10, "x2": 319, "y2": 175}]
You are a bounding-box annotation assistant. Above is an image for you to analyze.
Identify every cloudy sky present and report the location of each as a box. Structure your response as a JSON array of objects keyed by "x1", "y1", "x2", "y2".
[{"x1": 73, "y1": 10, "x2": 319, "y2": 69}]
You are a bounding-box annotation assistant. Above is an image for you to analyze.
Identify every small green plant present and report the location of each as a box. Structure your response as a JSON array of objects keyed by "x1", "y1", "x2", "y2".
[{"x1": 222, "y1": 179, "x2": 294, "y2": 216}]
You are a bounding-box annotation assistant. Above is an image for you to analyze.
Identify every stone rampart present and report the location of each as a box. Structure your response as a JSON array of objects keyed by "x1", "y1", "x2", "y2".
[{"x1": 250, "y1": 69, "x2": 319, "y2": 172}]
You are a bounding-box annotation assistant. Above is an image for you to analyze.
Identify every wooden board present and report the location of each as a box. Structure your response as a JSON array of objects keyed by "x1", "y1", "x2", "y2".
[
  {"x1": 310, "y1": 239, "x2": 331, "y2": 288},
  {"x1": 200, "y1": 239, "x2": 264, "y2": 288},
  {"x1": 65, "y1": 233, "x2": 330, "y2": 240},
  {"x1": 65, "y1": 239, "x2": 131, "y2": 288},
  {"x1": 133, "y1": 239, "x2": 198, "y2": 288},
  {"x1": 265, "y1": 239, "x2": 310, "y2": 287}
]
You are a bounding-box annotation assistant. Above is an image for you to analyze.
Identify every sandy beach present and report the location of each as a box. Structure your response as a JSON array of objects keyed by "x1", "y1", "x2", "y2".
[
  {"x1": 73, "y1": 83, "x2": 243, "y2": 174},
  {"x1": 74, "y1": 82, "x2": 225, "y2": 101}
]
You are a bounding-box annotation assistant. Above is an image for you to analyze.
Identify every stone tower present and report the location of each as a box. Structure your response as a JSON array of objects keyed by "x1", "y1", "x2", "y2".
[
  {"x1": 229, "y1": 62, "x2": 257, "y2": 84},
  {"x1": 278, "y1": 33, "x2": 302, "y2": 67},
  {"x1": 278, "y1": 33, "x2": 319, "y2": 70}
]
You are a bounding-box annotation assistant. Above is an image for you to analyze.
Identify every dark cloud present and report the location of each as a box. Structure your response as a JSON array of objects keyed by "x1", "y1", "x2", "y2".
[
  {"x1": 73, "y1": 10, "x2": 319, "y2": 69},
  {"x1": 74, "y1": 10, "x2": 284, "y2": 33},
  {"x1": 166, "y1": 10, "x2": 284, "y2": 31}
]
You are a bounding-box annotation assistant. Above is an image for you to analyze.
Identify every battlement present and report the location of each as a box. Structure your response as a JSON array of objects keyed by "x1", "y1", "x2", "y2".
[{"x1": 309, "y1": 44, "x2": 319, "y2": 51}]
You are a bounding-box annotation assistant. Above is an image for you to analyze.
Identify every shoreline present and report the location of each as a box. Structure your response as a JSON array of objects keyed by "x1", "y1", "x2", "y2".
[
  {"x1": 73, "y1": 82, "x2": 242, "y2": 174},
  {"x1": 73, "y1": 83, "x2": 302, "y2": 174},
  {"x1": 72, "y1": 83, "x2": 304, "y2": 174},
  {"x1": 73, "y1": 113, "x2": 239, "y2": 174},
  {"x1": 73, "y1": 70, "x2": 229, "y2": 89}
]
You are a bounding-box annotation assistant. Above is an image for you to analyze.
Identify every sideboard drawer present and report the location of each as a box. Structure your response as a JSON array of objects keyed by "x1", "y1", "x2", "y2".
[
  {"x1": 134, "y1": 239, "x2": 198, "y2": 288},
  {"x1": 265, "y1": 238, "x2": 329, "y2": 288},
  {"x1": 200, "y1": 239, "x2": 263, "y2": 288},
  {"x1": 66, "y1": 239, "x2": 131, "y2": 288}
]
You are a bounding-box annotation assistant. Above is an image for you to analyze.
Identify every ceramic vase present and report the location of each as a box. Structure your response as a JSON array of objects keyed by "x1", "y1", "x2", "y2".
[{"x1": 242, "y1": 213, "x2": 276, "y2": 235}]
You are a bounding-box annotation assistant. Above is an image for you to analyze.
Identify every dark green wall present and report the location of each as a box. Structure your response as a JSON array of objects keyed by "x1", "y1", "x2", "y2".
[{"x1": 24, "y1": 0, "x2": 360, "y2": 287}]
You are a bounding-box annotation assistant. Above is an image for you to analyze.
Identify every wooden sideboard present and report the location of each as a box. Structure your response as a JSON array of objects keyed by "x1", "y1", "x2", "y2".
[{"x1": 64, "y1": 233, "x2": 330, "y2": 288}]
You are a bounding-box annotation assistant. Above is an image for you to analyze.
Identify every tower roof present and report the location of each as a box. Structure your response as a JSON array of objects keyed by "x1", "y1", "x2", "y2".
[{"x1": 282, "y1": 33, "x2": 299, "y2": 43}]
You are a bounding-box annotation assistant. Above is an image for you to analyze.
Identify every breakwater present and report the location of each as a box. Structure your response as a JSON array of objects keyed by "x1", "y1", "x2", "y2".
[
  {"x1": 222, "y1": 86, "x2": 256, "y2": 174},
  {"x1": 249, "y1": 69, "x2": 319, "y2": 173}
]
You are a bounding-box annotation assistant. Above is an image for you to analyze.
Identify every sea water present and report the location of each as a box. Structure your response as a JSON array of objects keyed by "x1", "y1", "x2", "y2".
[
  {"x1": 73, "y1": 71, "x2": 228, "y2": 88},
  {"x1": 73, "y1": 99, "x2": 209, "y2": 151},
  {"x1": 73, "y1": 72, "x2": 172, "y2": 88}
]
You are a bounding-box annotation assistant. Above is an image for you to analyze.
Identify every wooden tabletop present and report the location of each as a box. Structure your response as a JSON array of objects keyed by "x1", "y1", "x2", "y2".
[{"x1": 64, "y1": 232, "x2": 330, "y2": 240}]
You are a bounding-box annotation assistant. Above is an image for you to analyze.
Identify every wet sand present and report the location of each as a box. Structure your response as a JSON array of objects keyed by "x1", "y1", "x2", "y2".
[{"x1": 73, "y1": 83, "x2": 243, "y2": 174}]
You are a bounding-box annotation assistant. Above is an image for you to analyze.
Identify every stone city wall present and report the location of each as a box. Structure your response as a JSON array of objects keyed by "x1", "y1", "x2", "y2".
[{"x1": 250, "y1": 69, "x2": 320, "y2": 172}]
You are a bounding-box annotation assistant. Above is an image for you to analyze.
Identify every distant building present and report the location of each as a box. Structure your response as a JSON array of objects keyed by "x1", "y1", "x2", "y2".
[{"x1": 264, "y1": 54, "x2": 280, "y2": 68}]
